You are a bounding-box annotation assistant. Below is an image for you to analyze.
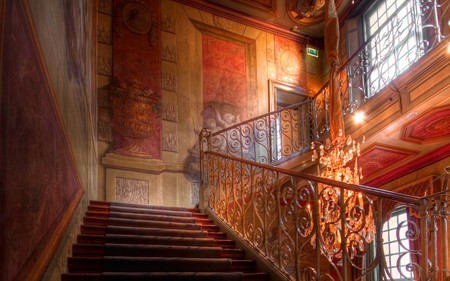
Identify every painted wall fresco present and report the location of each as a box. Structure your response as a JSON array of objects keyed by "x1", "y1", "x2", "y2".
[
  {"x1": 0, "y1": 1, "x2": 86, "y2": 280},
  {"x1": 202, "y1": 34, "x2": 247, "y2": 125},
  {"x1": 111, "y1": 0, "x2": 162, "y2": 159},
  {"x1": 274, "y1": 35, "x2": 306, "y2": 87}
]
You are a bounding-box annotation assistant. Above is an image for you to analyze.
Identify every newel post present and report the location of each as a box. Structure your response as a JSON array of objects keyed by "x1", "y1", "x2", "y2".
[{"x1": 199, "y1": 129, "x2": 212, "y2": 210}]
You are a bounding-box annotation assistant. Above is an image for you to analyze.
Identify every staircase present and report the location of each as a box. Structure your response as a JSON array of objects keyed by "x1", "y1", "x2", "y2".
[{"x1": 62, "y1": 201, "x2": 269, "y2": 281}]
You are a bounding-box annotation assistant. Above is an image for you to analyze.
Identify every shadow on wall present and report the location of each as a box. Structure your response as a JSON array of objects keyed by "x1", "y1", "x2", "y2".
[{"x1": 184, "y1": 101, "x2": 243, "y2": 181}]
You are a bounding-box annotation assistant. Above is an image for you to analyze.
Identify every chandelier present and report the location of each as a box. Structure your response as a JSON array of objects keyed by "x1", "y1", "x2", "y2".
[
  {"x1": 306, "y1": 0, "x2": 376, "y2": 265},
  {"x1": 310, "y1": 130, "x2": 376, "y2": 265}
]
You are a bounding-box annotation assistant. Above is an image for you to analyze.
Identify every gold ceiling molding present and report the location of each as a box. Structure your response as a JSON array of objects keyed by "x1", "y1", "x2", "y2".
[{"x1": 286, "y1": 0, "x2": 342, "y2": 25}]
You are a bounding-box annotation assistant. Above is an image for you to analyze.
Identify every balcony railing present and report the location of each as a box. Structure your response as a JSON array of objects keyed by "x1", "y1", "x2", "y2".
[{"x1": 207, "y1": 99, "x2": 316, "y2": 165}]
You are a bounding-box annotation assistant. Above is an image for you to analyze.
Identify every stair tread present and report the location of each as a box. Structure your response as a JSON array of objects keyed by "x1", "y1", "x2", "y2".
[
  {"x1": 86, "y1": 210, "x2": 199, "y2": 223},
  {"x1": 84, "y1": 217, "x2": 202, "y2": 230},
  {"x1": 78, "y1": 234, "x2": 218, "y2": 246},
  {"x1": 81, "y1": 225, "x2": 209, "y2": 237},
  {"x1": 73, "y1": 243, "x2": 224, "y2": 258},
  {"x1": 62, "y1": 272, "x2": 245, "y2": 281},
  {"x1": 65, "y1": 202, "x2": 268, "y2": 281}
]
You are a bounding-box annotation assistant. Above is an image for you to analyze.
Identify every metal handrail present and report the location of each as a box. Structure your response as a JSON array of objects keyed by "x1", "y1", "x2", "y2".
[
  {"x1": 204, "y1": 150, "x2": 421, "y2": 206},
  {"x1": 200, "y1": 143, "x2": 450, "y2": 280}
]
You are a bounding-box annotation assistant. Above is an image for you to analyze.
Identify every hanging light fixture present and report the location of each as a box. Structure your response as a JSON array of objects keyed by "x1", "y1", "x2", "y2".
[
  {"x1": 310, "y1": 130, "x2": 376, "y2": 264},
  {"x1": 307, "y1": 0, "x2": 376, "y2": 265}
]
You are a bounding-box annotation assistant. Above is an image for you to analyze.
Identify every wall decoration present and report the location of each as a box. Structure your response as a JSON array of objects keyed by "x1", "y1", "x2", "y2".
[
  {"x1": 163, "y1": 133, "x2": 178, "y2": 152},
  {"x1": 109, "y1": 78, "x2": 161, "y2": 158},
  {"x1": 201, "y1": 101, "x2": 242, "y2": 132},
  {"x1": 112, "y1": 0, "x2": 162, "y2": 159},
  {"x1": 161, "y1": 10, "x2": 176, "y2": 33},
  {"x1": 202, "y1": 34, "x2": 248, "y2": 120},
  {"x1": 212, "y1": 15, "x2": 234, "y2": 31},
  {"x1": 163, "y1": 103, "x2": 177, "y2": 122},
  {"x1": 162, "y1": 41, "x2": 177, "y2": 63},
  {"x1": 122, "y1": 1, "x2": 152, "y2": 34},
  {"x1": 275, "y1": 35, "x2": 306, "y2": 85},
  {"x1": 116, "y1": 177, "x2": 149, "y2": 204},
  {"x1": 98, "y1": 107, "x2": 113, "y2": 141},
  {"x1": 162, "y1": 72, "x2": 177, "y2": 91},
  {"x1": 1, "y1": 1, "x2": 85, "y2": 280},
  {"x1": 98, "y1": 24, "x2": 112, "y2": 44},
  {"x1": 99, "y1": 0, "x2": 113, "y2": 15},
  {"x1": 114, "y1": 0, "x2": 157, "y2": 46},
  {"x1": 286, "y1": 0, "x2": 343, "y2": 25},
  {"x1": 98, "y1": 56, "x2": 113, "y2": 76}
]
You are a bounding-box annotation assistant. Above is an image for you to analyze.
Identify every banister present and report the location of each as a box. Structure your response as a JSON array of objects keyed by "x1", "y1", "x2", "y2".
[{"x1": 204, "y1": 150, "x2": 421, "y2": 206}]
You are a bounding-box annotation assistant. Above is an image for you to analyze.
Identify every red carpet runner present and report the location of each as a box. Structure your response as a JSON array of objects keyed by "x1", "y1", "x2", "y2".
[{"x1": 61, "y1": 201, "x2": 269, "y2": 281}]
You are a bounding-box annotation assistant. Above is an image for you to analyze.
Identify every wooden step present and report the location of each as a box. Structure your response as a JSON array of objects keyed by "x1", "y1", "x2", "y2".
[
  {"x1": 90, "y1": 200, "x2": 197, "y2": 212},
  {"x1": 200, "y1": 224, "x2": 220, "y2": 232},
  {"x1": 214, "y1": 239, "x2": 236, "y2": 248},
  {"x1": 231, "y1": 260, "x2": 257, "y2": 273},
  {"x1": 62, "y1": 272, "x2": 245, "y2": 281},
  {"x1": 81, "y1": 225, "x2": 209, "y2": 238},
  {"x1": 85, "y1": 210, "x2": 199, "y2": 224},
  {"x1": 73, "y1": 244, "x2": 224, "y2": 258},
  {"x1": 221, "y1": 248, "x2": 246, "y2": 259},
  {"x1": 77, "y1": 234, "x2": 217, "y2": 247},
  {"x1": 207, "y1": 231, "x2": 228, "y2": 240},
  {"x1": 243, "y1": 272, "x2": 270, "y2": 281},
  {"x1": 63, "y1": 201, "x2": 269, "y2": 281},
  {"x1": 68, "y1": 256, "x2": 234, "y2": 273},
  {"x1": 83, "y1": 217, "x2": 202, "y2": 231},
  {"x1": 61, "y1": 272, "x2": 268, "y2": 281}
]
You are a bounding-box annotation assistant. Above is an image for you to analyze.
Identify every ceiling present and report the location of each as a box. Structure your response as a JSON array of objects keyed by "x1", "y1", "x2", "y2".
[{"x1": 176, "y1": 0, "x2": 357, "y2": 44}]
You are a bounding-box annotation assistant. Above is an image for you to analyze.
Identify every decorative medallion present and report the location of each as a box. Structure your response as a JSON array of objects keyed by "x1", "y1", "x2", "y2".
[
  {"x1": 113, "y1": 0, "x2": 158, "y2": 46},
  {"x1": 122, "y1": 2, "x2": 152, "y2": 34},
  {"x1": 286, "y1": 0, "x2": 342, "y2": 25}
]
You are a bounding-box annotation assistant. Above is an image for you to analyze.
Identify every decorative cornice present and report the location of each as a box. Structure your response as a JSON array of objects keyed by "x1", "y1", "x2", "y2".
[{"x1": 172, "y1": 0, "x2": 323, "y2": 47}]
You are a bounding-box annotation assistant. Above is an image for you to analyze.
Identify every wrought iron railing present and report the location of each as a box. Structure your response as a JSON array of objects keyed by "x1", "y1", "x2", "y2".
[
  {"x1": 323, "y1": 0, "x2": 450, "y2": 118},
  {"x1": 208, "y1": 99, "x2": 317, "y2": 165},
  {"x1": 200, "y1": 143, "x2": 450, "y2": 280}
]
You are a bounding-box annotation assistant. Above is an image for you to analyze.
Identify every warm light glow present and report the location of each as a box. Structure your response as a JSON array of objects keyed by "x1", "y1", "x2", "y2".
[
  {"x1": 353, "y1": 111, "x2": 366, "y2": 124},
  {"x1": 311, "y1": 131, "x2": 375, "y2": 265}
]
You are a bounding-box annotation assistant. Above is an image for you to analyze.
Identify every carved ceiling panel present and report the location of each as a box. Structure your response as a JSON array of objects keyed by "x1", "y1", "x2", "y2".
[
  {"x1": 356, "y1": 144, "x2": 419, "y2": 181},
  {"x1": 402, "y1": 105, "x2": 450, "y2": 144}
]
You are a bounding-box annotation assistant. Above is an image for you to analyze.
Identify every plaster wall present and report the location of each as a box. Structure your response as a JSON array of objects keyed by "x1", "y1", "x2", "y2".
[{"x1": 96, "y1": 0, "x2": 324, "y2": 208}]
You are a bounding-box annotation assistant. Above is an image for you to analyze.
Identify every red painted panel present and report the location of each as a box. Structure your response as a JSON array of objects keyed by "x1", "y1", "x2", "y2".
[
  {"x1": 403, "y1": 106, "x2": 450, "y2": 144},
  {"x1": 0, "y1": 1, "x2": 83, "y2": 280},
  {"x1": 202, "y1": 34, "x2": 247, "y2": 127},
  {"x1": 354, "y1": 144, "x2": 418, "y2": 180},
  {"x1": 113, "y1": 0, "x2": 162, "y2": 159},
  {"x1": 202, "y1": 35, "x2": 248, "y2": 110},
  {"x1": 274, "y1": 36, "x2": 306, "y2": 86}
]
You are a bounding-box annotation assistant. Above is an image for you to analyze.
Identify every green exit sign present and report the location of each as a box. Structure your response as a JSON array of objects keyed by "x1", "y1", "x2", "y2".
[{"x1": 307, "y1": 47, "x2": 319, "y2": 57}]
